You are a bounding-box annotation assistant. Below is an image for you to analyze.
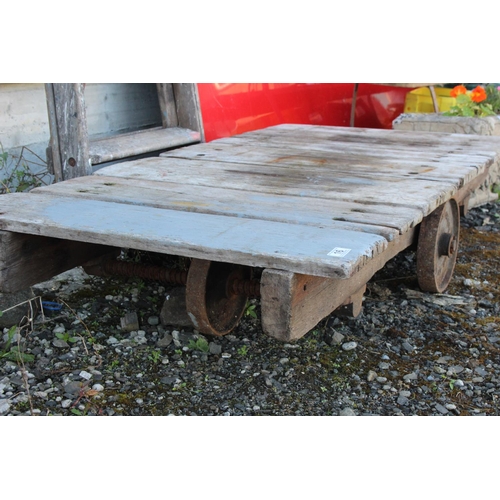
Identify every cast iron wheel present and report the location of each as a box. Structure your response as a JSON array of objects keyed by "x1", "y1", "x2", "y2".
[
  {"x1": 417, "y1": 198, "x2": 460, "y2": 293},
  {"x1": 185, "y1": 259, "x2": 250, "y2": 336}
]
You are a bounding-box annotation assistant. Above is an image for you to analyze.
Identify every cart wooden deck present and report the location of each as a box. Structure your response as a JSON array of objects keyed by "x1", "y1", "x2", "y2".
[{"x1": 0, "y1": 124, "x2": 498, "y2": 340}]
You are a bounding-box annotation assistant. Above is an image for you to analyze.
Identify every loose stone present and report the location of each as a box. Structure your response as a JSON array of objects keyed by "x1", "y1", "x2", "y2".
[
  {"x1": 342, "y1": 341, "x2": 357, "y2": 351},
  {"x1": 52, "y1": 339, "x2": 69, "y2": 348},
  {"x1": 148, "y1": 316, "x2": 160, "y2": 326},
  {"x1": 209, "y1": 343, "x2": 222, "y2": 355},
  {"x1": 328, "y1": 331, "x2": 345, "y2": 345},
  {"x1": 79, "y1": 371, "x2": 92, "y2": 380},
  {"x1": 0, "y1": 399, "x2": 11, "y2": 415},
  {"x1": 157, "y1": 333, "x2": 173, "y2": 348},
  {"x1": 402, "y1": 342, "x2": 415, "y2": 353},
  {"x1": 397, "y1": 396, "x2": 409, "y2": 406},
  {"x1": 434, "y1": 404, "x2": 448, "y2": 414},
  {"x1": 339, "y1": 408, "x2": 356, "y2": 416}
]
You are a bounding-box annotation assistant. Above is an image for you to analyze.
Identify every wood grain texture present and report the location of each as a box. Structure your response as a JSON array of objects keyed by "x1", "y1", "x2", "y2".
[
  {"x1": 0, "y1": 193, "x2": 387, "y2": 279},
  {"x1": 172, "y1": 84, "x2": 205, "y2": 141},
  {"x1": 0, "y1": 124, "x2": 497, "y2": 289},
  {"x1": 45, "y1": 83, "x2": 92, "y2": 180},
  {"x1": 94, "y1": 157, "x2": 468, "y2": 218},
  {"x1": 88, "y1": 127, "x2": 200, "y2": 164},
  {"x1": 0, "y1": 230, "x2": 114, "y2": 293},
  {"x1": 32, "y1": 175, "x2": 403, "y2": 239},
  {"x1": 260, "y1": 229, "x2": 416, "y2": 340},
  {"x1": 156, "y1": 83, "x2": 179, "y2": 128}
]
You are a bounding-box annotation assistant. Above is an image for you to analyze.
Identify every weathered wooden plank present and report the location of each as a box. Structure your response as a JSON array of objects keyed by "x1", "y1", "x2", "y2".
[
  {"x1": 31, "y1": 175, "x2": 408, "y2": 238},
  {"x1": 260, "y1": 228, "x2": 416, "y2": 341},
  {"x1": 0, "y1": 230, "x2": 116, "y2": 293},
  {"x1": 168, "y1": 125, "x2": 499, "y2": 156},
  {"x1": 172, "y1": 84, "x2": 205, "y2": 142},
  {"x1": 95, "y1": 157, "x2": 463, "y2": 217},
  {"x1": 164, "y1": 134, "x2": 492, "y2": 160},
  {"x1": 88, "y1": 127, "x2": 200, "y2": 165},
  {"x1": 162, "y1": 141, "x2": 492, "y2": 184},
  {"x1": 224, "y1": 123, "x2": 500, "y2": 151},
  {"x1": 206, "y1": 126, "x2": 499, "y2": 177},
  {"x1": 45, "y1": 83, "x2": 92, "y2": 181},
  {"x1": 44, "y1": 84, "x2": 63, "y2": 180},
  {"x1": 156, "y1": 84, "x2": 178, "y2": 128},
  {"x1": 0, "y1": 193, "x2": 389, "y2": 279}
]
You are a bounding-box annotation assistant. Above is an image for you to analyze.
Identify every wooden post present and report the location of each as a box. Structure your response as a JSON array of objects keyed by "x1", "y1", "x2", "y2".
[
  {"x1": 173, "y1": 83, "x2": 205, "y2": 142},
  {"x1": 156, "y1": 84, "x2": 179, "y2": 128},
  {"x1": 45, "y1": 83, "x2": 92, "y2": 181}
]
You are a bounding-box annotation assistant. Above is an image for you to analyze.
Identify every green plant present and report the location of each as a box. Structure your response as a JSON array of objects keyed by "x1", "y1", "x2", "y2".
[
  {"x1": 188, "y1": 337, "x2": 209, "y2": 352},
  {"x1": 55, "y1": 331, "x2": 78, "y2": 344},
  {"x1": 0, "y1": 325, "x2": 34, "y2": 363},
  {"x1": 172, "y1": 381, "x2": 187, "y2": 392},
  {"x1": 244, "y1": 303, "x2": 257, "y2": 319},
  {"x1": 109, "y1": 359, "x2": 120, "y2": 369},
  {"x1": 485, "y1": 84, "x2": 500, "y2": 114},
  {"x1": 148, "y1": 349, "x2": 162, "y2": 364},
  {"x1": 0, "y1": 143, "x2": 49, "y2": 194},
  {"x1": 237, "y1": 345, "x2": 249, "y2": 356},
  {"x1": 444, "y1": 85, "x2": 496, "y2": 117}
]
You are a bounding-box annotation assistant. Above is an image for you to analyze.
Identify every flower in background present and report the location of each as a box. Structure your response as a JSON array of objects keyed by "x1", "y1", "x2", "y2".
[
  {"x1": 450, "y1": 85, "x2": 467, "y2": 97},
  {"x1": 470, "y1": 85, "x2": 487, "y2": 103},
  {"x1": 445, "y1": 84, "x2": 495, "y2": 117}
]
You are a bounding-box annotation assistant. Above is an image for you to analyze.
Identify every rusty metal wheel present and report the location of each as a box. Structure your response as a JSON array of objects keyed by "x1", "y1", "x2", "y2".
[
  {"x1": 417, "y1": 198, "x2": 460, "y2": 293},
  {"x1": 185, "y1": 259, "x2": 250, "y2": 336}
]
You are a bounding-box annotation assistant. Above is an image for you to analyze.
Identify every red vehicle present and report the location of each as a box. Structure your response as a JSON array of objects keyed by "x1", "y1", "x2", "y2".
[{"x1": 197, "y1": 83, "x2": 414, "y2": 142}]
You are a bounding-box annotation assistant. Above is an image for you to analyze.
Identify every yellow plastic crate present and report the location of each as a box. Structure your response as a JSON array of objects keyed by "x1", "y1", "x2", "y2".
[{"x1": 404, "y1": 87, "x2": 456, "y2": 113}]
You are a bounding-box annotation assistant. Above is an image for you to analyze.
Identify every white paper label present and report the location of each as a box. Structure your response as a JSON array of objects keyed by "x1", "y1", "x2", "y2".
[{"x1": 328, "y1": 247, "x2": 351, "y2": 258}]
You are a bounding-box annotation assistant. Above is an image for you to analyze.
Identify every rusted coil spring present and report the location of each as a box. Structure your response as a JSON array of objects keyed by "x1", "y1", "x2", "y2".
[{"x1": 101, "y1": 260, "x2": 261, "y2": 298}]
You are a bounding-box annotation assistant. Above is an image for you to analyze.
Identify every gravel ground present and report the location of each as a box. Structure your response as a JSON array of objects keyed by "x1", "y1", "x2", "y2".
[{"x1": 1, "y1": 201, "x2": 500, "y2": 416}]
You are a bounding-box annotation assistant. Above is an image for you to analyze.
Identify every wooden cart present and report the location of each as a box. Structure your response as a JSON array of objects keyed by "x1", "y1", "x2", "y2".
[{"x1": 0, "y1": 125, "x2": 498, "y2": 341}]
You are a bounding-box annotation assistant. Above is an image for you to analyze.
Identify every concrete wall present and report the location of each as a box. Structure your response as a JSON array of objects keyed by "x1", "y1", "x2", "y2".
[{"x1": 0, "y1": 83, "x2": 50, "y2": 159}]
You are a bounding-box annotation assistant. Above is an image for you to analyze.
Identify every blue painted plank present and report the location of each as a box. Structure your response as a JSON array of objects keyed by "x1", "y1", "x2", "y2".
[{"x1": 0, "y1": 193, "x2": 388, "y2": 279}]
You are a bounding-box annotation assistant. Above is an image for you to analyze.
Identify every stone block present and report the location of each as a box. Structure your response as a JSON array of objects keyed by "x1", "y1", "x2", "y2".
[
  {"x1": 160, "y1": 287, "x2": 193, "y2": 327},
  {"x1": 393, "y1": 113, "x2": 500, "y2": 208}
]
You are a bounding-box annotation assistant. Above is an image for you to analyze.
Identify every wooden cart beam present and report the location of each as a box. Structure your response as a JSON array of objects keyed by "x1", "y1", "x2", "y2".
[
  {"x1": 260, "y1": 229, "x2": 416, "y2": 341},
  {"x1": 0, "y1": 231, "x2": 116, "y2": 293}
]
